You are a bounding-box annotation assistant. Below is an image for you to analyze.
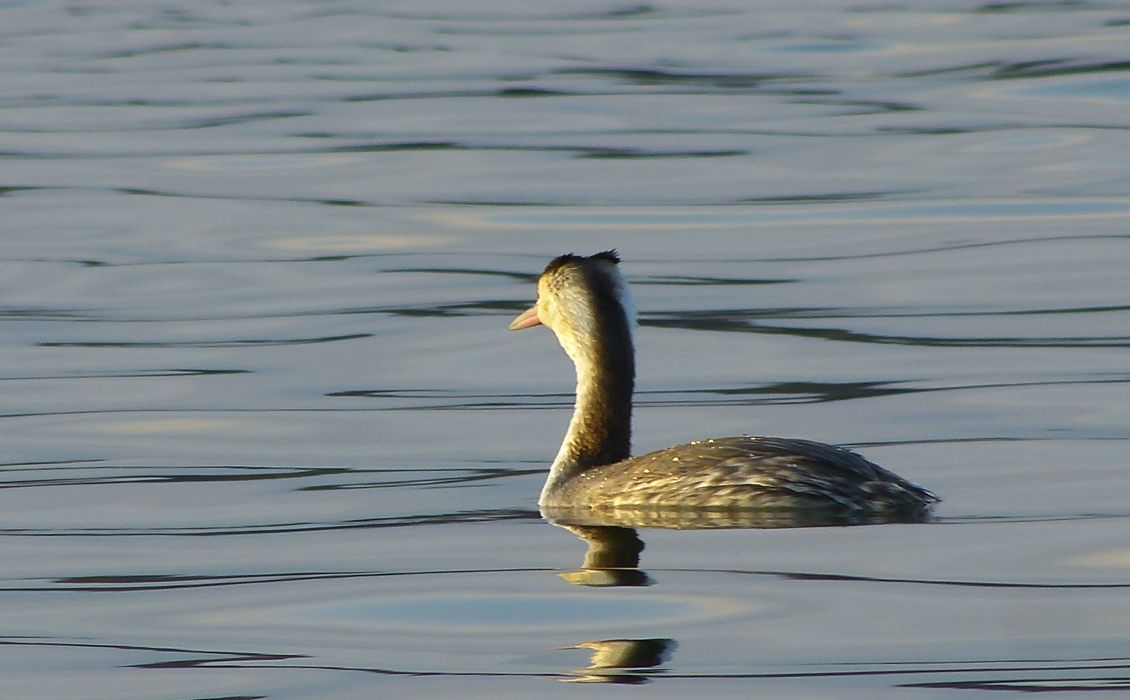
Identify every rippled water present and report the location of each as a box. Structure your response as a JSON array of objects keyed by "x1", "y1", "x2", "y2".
[{"x1": 3, "y1": 2, "x2": 1130, "y2": 697}]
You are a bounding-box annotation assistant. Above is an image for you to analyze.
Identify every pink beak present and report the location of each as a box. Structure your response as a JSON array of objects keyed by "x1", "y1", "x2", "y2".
[{"x1": 508, "y1": 304, "x2": 542, "y2": 330}]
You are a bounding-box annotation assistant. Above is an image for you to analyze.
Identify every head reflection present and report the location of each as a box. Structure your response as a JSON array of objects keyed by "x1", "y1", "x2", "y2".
[{"x1": 565, "y1": 638, "x2": 677, "y2": 684}]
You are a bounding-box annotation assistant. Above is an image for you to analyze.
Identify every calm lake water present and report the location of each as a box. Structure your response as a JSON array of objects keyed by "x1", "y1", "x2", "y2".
[{"x1": 3, "y1": 1, "x2": 1130, "y2": 697}]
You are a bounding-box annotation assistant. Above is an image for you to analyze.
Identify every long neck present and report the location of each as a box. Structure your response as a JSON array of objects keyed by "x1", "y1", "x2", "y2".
[{"x1": 542, "y1": 305, "x2": 635, "y2": 501}]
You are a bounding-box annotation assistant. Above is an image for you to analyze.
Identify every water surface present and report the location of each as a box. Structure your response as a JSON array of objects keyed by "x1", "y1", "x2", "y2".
[{"x1": 3, "y1": 2, "x2": 1130, "y2": 697}]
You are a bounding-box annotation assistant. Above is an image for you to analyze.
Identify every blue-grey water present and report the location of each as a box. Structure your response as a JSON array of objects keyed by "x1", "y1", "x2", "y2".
[{"x1": 3, "y1": 2, "x2": 1130, "y2": 697}]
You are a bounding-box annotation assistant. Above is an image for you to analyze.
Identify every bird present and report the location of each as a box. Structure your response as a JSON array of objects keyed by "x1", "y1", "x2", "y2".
[{"x1": 508, "y1": 250, "x2": 937, "y2": 522}]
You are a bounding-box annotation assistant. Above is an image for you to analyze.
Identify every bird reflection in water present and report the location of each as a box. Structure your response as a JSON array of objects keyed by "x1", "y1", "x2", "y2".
[
  {"x1": 551, "y1": 524, "x2": 667, "y2": 682},
  {"x1": 546, "y1": 503, "x2": 932, "y2": 683},
  {"x1": 556, "y1": 524, "x2": 648, "y2": 587}
]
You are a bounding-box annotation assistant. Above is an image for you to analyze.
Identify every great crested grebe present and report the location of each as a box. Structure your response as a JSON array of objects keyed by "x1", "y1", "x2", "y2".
[{"x1": 509, "y1": 251, "x2": 937, "y2": 518}]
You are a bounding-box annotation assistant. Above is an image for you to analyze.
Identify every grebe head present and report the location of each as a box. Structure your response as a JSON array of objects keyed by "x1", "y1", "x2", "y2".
[
  {"x1": 510, "y1": 251, "x2": 638, "y2": 486},
  {"x1": 508, "y1": 250, "x2": 636, "y2": 364}
]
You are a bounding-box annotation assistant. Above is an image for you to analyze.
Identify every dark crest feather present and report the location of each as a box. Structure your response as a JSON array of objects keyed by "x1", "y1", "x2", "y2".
[{"x1": 544, "y1": 250, "x2": 619, "y2": 275}]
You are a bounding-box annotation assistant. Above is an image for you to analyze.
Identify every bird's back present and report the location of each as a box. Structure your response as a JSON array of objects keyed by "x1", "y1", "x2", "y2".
[{"x1": 542, "y1": 435, "x2": 937, "y2": 517}]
